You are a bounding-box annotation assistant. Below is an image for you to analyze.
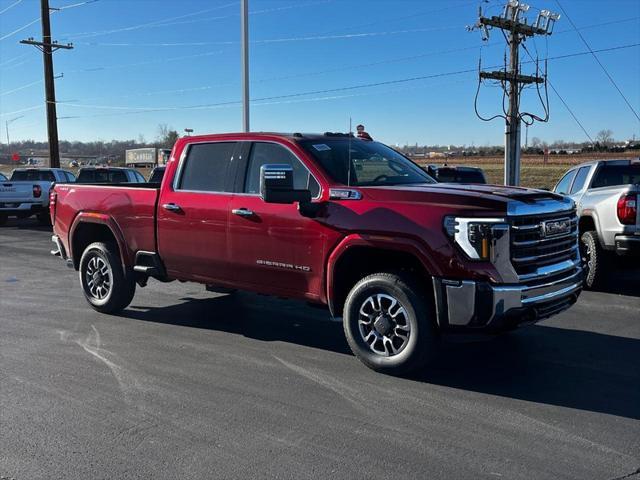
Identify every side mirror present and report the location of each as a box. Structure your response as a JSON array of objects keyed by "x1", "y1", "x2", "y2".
[{"x1": 260, "y1": 164, "x2": 311, "y2": 204}]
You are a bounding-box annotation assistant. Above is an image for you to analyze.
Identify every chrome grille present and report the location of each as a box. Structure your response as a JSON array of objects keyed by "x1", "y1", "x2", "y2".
[{"x1": 510, "y1": 210, "x2": 579, "y2": 277}]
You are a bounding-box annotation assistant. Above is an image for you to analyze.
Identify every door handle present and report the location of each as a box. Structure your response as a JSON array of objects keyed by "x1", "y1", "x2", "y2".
[
  {"x1": 162, "y1": 203, "x2": 181, "y2": 212},
  {"x1": 232, "y1": 208, "x2": 254, "y2": 217}
]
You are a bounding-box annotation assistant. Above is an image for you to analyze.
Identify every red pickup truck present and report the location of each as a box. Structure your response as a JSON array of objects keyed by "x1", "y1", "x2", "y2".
[{"x1": 51, "y1": 132, "x2": 583, "y2": 374}]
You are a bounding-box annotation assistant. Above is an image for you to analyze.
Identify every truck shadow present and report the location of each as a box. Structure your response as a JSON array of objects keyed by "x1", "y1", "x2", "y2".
[
  {"x1": 419, "y1": 326, "x2": 640, "y2": 420},
  {"x1": 0, "y1": 217, "x2": 52, "y2": 232},
  {"x1": 122, "y1": 292, "x2": 640, "y2": 420},
  {"x1": 590, "y1": 260, "x2": 640, "y2": 297}
]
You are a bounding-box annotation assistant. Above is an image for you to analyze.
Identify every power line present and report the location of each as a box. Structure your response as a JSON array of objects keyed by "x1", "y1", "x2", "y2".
[
  {"x1": 555, "y1": 0, "x2": 640, "y2": 123},
  {"x1": 24, "y1": 41, "x2": 635, "y2": 116},
  {"x1": 0, "y1": 0, "x2": 24, "y2": 15},
  {"x1": 60, "y1": 1, "x2": 238, "y2": 39},
  {"x1": 0, "y1": 17, "x2": 40, "y2": 41},
  {"x1": 0, "y1": 78, "x2": 44, "y2": 96},
  {"x1": 521, "y1": 42, "x2": 595, "y2": 144},
  {"x1": 78, "y1": 26, "x2": 462, "y2": 47},
  {"x1": 0, "y1": 0, "x2": 98, "y2": 42}
]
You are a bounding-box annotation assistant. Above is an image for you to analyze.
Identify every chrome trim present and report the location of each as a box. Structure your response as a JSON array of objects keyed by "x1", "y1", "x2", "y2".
[
  {"x1": 512, "y1": 245, "x2": 579, "y2": 263},
  {"x1": 432, "y1": 265, "x2": 583, "y2": 329},
  {"x1": 517, "y1": 258, "x2": 581, "y2": 282},
  {"x1": 521, "y1": 281, "x2": 582, "y2": 305},
  {"x1": 507, "y1": 197, "x2": 575, "y2": 216}
]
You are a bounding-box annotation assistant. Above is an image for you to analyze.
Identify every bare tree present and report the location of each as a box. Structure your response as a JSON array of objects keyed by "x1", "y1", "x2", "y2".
[{"x1": 596, "y1": 129, "x2": 614, "y2": 146}]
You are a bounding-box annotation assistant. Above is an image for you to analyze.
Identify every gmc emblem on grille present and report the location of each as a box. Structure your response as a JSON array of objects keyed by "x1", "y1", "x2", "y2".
[{"x1": 541, "y1": 218, "x2": 572, "y2": 237}]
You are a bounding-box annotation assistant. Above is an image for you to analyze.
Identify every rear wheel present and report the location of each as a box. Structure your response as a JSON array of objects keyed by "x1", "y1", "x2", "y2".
[
  {"x1": 0, "y1": 214, "x2": 6, "y2": 226},
  {"x1": 581, "y1": 230, "x2": 606, "y2": 289},
  {"x1": 343, "y1": 272, "x2": 437, "y2": 375},
  {"x1": 79, "y1": 242, "x2": 136, "y2": 314}
]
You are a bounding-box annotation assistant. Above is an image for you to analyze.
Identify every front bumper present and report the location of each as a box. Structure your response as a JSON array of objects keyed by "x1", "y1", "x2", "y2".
[
  {"x1": 432, "y1": 266, "x2": 583, "y2": 331},
  {"x1": 614, "y1": 235, "x2": 640, "y2": 256}
]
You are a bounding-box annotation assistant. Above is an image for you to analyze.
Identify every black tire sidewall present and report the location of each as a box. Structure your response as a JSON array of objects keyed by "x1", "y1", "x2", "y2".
[
  {"x1": 79, "y1": 242, "x2": 134, "y2": 313},
  {"x1": 343, "y1": 273, "x2": 434, "y2": 374},
  {"x1": 581, "y1": 231, "x2": 601, "y2": 289}
]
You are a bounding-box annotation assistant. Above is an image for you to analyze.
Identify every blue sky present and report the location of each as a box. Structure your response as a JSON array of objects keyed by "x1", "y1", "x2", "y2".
[{"x1": 1, "y1": 0, "x2": 639, "y2": 146}]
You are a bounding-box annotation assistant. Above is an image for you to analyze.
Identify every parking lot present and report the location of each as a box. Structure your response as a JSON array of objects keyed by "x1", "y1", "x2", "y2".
[{"x1": 1, "y1": 219, "x2": 639, "y2": 480}]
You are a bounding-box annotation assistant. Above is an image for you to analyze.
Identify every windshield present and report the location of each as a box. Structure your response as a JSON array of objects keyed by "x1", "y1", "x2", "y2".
[
  {"x1": 299, "y1": 139, "x2": 434, "y2": 186},
  {"x1": 591, "y1": 162, "x2": 640, "y2": 188}
]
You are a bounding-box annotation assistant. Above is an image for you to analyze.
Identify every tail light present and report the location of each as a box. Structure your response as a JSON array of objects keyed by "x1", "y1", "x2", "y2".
[
  {"x1": 33, "y1": 184, "x2": 42, "y2": 198},
  {"x1": 50, "y1": 189, "x2": 58, "y2": 222},
  {"x1": 617, "y1": 192, "x2": 637, "y2": 225}
]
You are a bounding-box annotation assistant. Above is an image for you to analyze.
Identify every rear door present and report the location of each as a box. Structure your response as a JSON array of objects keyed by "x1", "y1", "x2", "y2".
[
  {"x1": 227, "y1": 141, "x2": 327, "y2": 299},
  {"x1": 157, "y1": 141, "x2": 240, "y2": 282}
]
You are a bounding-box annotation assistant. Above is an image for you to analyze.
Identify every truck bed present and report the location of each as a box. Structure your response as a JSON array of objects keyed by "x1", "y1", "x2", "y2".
[{"x1": 53, "y1": 183, "x2": 160, "y2": 263}]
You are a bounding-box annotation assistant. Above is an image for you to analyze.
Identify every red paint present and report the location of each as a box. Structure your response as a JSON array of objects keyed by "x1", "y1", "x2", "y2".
[{"x1": 53, "y1": 133, "x2": 529, "y2": 307}]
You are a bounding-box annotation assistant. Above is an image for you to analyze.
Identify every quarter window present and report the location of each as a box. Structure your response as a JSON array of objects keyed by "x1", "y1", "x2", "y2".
[
  {"x1": 569, "y1": 167, "x2": 590, "y2": 194},
  {"x1": 554, "y1": 170, "x2": 577, "y2": 194},
  {"x1": 244, "y1": 142, "x2": 320, "y2": 196},
  {"x1": 177, "y1": 142, "x2": 236, "y2": 192}
]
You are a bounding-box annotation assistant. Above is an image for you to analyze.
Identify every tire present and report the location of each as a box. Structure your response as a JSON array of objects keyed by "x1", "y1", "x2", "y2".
[
  {"x1": 581, "y1": 230, "x2": 606, "y2": 289},
  {"x1": 0, "y1": 214, "x2": 6, "y2": 226},
  {"x1": 343, "y1": 272, "x2": 438, "y2": 375},
  {"x1": 79, "y1": 242, "x2": 136, "y2": 314}
]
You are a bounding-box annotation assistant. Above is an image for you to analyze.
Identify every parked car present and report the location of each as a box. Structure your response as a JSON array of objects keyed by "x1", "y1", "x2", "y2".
[
  {"x1": 51, "y1": 132, "x2": 582, "y2": 375},
  {"x1": 553, "y1": 158, "x2": 639, "y2": 288},
  {"x1": 148, "y1": 166, "x2": 166, "y2": 183},
  {"x1": 76, "y1": 167, "x2": 146, "y2": 184},
  {"x1": 425, "y1": 164, "x2": 487, "y2": 184},
  {"x1": 0, "y1": 168, "x2": 75, "y2": 225}
]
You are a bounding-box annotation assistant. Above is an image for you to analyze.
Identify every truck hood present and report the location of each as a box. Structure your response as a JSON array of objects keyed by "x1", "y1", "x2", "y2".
[{"x1": 361, "y1": 183, "x2": 573, "y2": 216}]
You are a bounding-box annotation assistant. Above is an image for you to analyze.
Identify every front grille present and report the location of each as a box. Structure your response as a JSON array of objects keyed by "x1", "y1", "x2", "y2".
[{"x1": 510, "y1": 210, "x2": 579, "y2": 277}]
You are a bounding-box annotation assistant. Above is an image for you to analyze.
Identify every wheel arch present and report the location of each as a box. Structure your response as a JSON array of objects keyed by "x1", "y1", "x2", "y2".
[
  {"x1": 69, "y1": 213, "x2": 130, "y2": 270},
  {"x1": 326, "y1": 234, "x2": 438, "y2": 317}
]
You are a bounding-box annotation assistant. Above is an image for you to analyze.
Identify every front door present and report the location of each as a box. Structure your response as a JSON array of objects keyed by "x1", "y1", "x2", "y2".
[
  {"x1": 157, "y1": 141, "x2": 239, "y2": 283},
  {"x1": 227, "y1": 141, "x2": 327, "y2": 300}
]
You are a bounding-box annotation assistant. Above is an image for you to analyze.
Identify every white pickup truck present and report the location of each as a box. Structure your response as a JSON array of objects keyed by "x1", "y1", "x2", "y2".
[
  {"x1": 554, "y1": 159, "x2": 639, "y2": 288},
  {"x1": 0, "y1": 168, "x2": 76, "y2": 225}
]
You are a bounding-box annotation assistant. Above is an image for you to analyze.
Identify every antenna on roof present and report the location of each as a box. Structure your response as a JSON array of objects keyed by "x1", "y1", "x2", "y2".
[{"x1": 347, "y1": 117, "x2": 352, "y2": 187}]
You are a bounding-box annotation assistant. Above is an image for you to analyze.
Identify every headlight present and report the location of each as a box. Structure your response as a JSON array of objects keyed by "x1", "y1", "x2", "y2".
[{"x1": 444, "y1": 216, "x2": 508, "y2": 261}]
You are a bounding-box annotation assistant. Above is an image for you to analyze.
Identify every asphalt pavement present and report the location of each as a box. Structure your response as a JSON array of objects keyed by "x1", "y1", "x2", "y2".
[{"x1": 1, "y1": 219, "x2": 639, "y2": 480}]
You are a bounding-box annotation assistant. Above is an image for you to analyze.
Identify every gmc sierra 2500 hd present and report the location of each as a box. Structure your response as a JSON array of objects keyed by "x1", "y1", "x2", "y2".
[{"x1": 51, "y1": 133, "x2": 583, "y2": 374}]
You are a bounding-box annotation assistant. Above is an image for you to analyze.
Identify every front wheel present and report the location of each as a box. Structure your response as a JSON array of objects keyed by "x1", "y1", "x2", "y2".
[
  {"x1": 343, "y1": 273, "x2": 438, "y2": 375},
  {"x1": 0, "y1": 214, "x2": 6, "y2": 226},
  {"x1": 79, "y1": 242, "x2": 136, "y2": 314},
  {"x1": 581, "y1": 230, "x2": 606, "y2": 289}
]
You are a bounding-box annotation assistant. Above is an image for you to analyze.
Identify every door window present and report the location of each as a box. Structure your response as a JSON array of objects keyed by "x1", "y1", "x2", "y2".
[
  {"x1": 569, "y1": 167, "x2": 590, "y2": 194},
  {"x1": 554, "y1": 170, "x2": 577, "y2": 194},
  {"x1": 177, "y1": 142, "x2": 236, "y2": 192},
  {"x1": 244, "y1": 142, "x2": 320, "y2": 196}
]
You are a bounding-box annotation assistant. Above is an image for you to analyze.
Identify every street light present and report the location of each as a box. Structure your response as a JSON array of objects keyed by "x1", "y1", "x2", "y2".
[
  {"x1": 5, "y1": 115, "x2": 24, "y2": 146},
  {"x1": 184, "y1": 128, "x2": 194, "y2": 136}
]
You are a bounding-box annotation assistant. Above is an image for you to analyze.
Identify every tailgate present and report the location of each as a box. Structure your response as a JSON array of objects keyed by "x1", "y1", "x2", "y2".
[{"x1": 0, "y1": 182, "x2": 36, "y2": 204}]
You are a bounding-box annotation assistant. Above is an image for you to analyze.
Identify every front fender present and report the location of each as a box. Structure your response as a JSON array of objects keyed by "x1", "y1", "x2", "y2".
[{"x1": 324, "y1": 233, "x2": 440, "y2": 316}]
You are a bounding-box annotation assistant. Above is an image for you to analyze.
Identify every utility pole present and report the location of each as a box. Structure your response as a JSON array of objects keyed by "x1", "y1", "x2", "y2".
[
  {"x1": 20, "y1": 0, "x2": 73, "y2": 169},
  {"x1": 474, "y1": 1, "x2": 559, "y2": 186},
  {"x1": 241, "y1": 0, "x2": 250, "y2": 132},
  {"x1": 5, "y1": 116, "x2": 24, "y2": 146}
]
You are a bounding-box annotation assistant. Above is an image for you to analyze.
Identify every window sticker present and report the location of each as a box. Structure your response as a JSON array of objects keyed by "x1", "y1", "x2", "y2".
[{"x1": 312, "y1": 144, "x2": 331, "y2": 151}]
